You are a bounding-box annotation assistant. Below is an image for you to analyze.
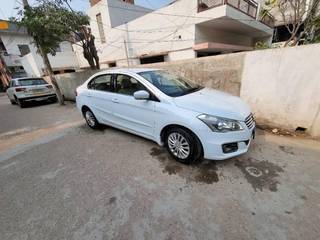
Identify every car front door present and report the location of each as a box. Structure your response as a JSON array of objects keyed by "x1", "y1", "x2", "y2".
[
  {"x1": 85, "y1": 74, "x2": 118, "y2": 125},
  {"x1": 112, "y1": 74, "x2": 156, "y2": 139}
]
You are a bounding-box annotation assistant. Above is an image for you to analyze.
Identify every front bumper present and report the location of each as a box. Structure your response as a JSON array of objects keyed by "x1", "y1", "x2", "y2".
[
  {"x1": 19, "y1": 94, "x2": 57, "y2": 102},
  {"x1": 199, "y1": 124, "x2": 255, "y2": 160}
]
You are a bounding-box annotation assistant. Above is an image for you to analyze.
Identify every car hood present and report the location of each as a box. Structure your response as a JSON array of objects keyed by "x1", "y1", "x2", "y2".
[{"x1": 173, "y1": 88, "x2": 251, "y2": 121}]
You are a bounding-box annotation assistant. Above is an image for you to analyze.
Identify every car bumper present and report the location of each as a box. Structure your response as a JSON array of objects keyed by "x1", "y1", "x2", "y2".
[
  {"x1": 199, "y1": 124, "x2": 255, "y2": 160},
  {"x1": 19, "y1": 94, "x2": 57, "y2": 102}
]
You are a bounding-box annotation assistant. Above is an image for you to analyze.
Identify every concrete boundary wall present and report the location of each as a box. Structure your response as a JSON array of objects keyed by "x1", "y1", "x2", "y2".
[
  {"x1": 55, "y1": 70, "x2": 99, "y2": 100},
  {"x1": 55, "y1": 44, "x2": 320, "y2": 137},
  {"x1": 240, "y1": 44, "x2": 320, "y2": 137}
]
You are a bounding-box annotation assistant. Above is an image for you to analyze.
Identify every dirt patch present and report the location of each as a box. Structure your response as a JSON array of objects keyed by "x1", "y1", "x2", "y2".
[
  {"x1": 279, "y1": 145, "x2": 295, "y2": 155},
  {"x1": 193, "y1": 161, "x2": 219, "y2": 184},
  {"x1": 150, "y1": 147, "x2": 219, "y2": 184},
  {"x1": 164, "y1": 164, "x2": 183, "y2": 175},
  {"x1": 235, "y1": 158, "x2": 284, "y2": 192},
  {"x1": 109, "y1": 196, "x2": 117, "y2": 204}
]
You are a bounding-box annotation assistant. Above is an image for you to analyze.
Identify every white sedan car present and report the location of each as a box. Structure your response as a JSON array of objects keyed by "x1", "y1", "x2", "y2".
[
  {"x1": 7, "y1": 77, "x2": 57, "y2": 107},
  {"x1": 76, "y1": 68, "x2": 255, "y2": 163}
]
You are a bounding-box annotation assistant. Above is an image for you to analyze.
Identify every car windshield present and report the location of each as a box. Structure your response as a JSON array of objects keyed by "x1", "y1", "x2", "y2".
[
  {"x1": 18, "y1": 78, "x2": 47, "y2": 86},
  {"x1": 138, "y1": 70, "x2": 203, "y2": 97}
]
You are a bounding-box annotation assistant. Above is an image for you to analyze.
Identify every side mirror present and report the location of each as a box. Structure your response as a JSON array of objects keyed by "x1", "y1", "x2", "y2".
[{"x1": 133, "y1": 90, "x2": 150, "y2": 100}]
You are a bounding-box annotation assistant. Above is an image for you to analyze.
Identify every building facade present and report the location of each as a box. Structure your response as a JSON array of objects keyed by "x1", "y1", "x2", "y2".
[
  {"x1": 73, "y1": 0, "x2": 273, "y2": 68},
  {"x1": 0, "y1": 20, "x2": 80, "y2": 87}
]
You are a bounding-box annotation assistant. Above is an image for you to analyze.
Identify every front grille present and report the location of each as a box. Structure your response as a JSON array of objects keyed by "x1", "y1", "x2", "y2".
[{"x1": 245, "y1": 113, "x2": 255, "y2": 129}]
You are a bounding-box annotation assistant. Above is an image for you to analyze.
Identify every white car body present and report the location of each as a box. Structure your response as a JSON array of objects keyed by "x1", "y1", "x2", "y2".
[
  {"x1": 6, "y1": 77, "x2": 57, "y2": 106},
  {"x1": 76, "y1": 68, "x2": 255, "y2": 161}
]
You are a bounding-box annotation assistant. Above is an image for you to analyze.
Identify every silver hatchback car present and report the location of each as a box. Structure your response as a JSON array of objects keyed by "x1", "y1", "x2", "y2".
[{"x1": 6, "y1": 77, "x2": 57, "y2": 107}]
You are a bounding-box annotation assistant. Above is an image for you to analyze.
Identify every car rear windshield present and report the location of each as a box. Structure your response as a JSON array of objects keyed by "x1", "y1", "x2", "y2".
[
  {"x1": 18, "y1": 78, "x2": 47, "y2": 86},
  {"x1": 138, "y1": 70, "x2": 202, "y2": 97}
]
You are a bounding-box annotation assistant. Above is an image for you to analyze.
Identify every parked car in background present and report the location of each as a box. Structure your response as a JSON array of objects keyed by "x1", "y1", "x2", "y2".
[
  {"x1": 6, "y1": 77, "x2": 57, "y2": 108},
  {"x1": 76, "y1": 68, "x2": 255, "y2": 163}
]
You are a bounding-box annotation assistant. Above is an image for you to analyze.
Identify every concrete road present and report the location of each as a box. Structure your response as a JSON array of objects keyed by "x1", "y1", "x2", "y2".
[{"x1": 0, "y1": 95, "x2": 320, "y2": 240}]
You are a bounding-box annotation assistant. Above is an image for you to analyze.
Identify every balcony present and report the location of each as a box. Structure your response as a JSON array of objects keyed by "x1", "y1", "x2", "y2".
[
  {"x1": 198, "y1": 0, "x2": 258, "y2": 19},
  {"x1": 260, "y1": 11, "x2": 275, "y2": 27}
]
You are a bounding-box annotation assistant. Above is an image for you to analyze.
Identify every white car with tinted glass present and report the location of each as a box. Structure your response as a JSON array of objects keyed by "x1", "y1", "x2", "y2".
[
  {"x1": 7, "y1": 77, "x2": 57, "y2": 107},
  {"x1": 76, "y1": 68, "x2": 255, "y2": 163}
]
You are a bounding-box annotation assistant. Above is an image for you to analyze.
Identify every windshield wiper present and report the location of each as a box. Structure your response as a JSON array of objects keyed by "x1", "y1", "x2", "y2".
[{"x1": 182, "y1": 86, "x2": 203, "y2": 95}]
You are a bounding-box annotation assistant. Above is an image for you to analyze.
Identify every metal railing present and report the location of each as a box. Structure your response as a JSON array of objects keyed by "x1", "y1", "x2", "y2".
[
  {"x1": 260, "y1": 11, "x2": 275, "y2": 27},
  {"x1": 198, "y1": 0, "x2": 258, "y2": 19}
]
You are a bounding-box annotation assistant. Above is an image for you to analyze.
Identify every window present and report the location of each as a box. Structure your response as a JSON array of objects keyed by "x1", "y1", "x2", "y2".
[
  {"x1": 140, "y1": 55, "x2": 165, "y2": 65},
  {"x1": 96, "y1": 13, "x2": 106, "y2": 43},
  {"x1": 18, "y1": 44, "x2": 30, "y2": 56},
  {"x1": 108, "y1": 62, "x2": 116, "y2": 68},
  {"x1": 138, "y1": 70, "x2": 202, "y2": 97},
  {"x1": 18, "y1": 78, "x2": 47, "y2": 86},
  {"x1": 0, "y1": 39, "x2": 7, "y2": 55},
  {"x1": 115, "y1": 74, "x2": 147, "y2": 96},
  {"x1": 10, "y1": 81, "x2": 16, "y2": 87},
  {"x1": 88, "y1": 74, "x2": 112, "y2": 92}
]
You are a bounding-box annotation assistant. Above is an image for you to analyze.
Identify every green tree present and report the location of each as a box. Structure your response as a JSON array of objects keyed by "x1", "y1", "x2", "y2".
[{"x1": 18, "y1": 0, "x2": 90, "y2": 104}]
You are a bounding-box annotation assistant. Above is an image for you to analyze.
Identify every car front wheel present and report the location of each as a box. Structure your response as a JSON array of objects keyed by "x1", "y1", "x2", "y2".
[
  {"x1": 165, "y1": 127, "x2": 202, "y2": 164},
  {"x1": 83, "y1": 108, "x2": 100, "y2": 129}
]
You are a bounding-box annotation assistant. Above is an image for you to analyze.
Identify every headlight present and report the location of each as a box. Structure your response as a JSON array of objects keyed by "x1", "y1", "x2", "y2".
[{"x1": 197, "y1": 114, "x2": 243, "y2": 132}]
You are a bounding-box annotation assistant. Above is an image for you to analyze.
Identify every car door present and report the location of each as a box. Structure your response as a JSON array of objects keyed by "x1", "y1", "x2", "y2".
[
  {"x1": 85, "y1": 74, "x2": 118, "y2": 125},
  {"x1": 112, "y1": 74, "x2": 156, "y2": 138}
]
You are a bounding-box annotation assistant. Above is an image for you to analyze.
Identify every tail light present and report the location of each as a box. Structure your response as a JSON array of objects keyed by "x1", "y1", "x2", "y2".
[
  {"x1": 15, "y1": 87, "x2": 26, "y2": 92},
  {"x1": 46, "y1": 85, "x2": 53, "y2": 89}
]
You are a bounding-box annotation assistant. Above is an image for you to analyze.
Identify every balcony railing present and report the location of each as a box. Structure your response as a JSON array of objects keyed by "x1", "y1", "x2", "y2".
[
  {"x1": 198, "y1": 0, "x2": 258, "y2": 19},
  {"x1": 260, "y1": 11, "x2": 275, "y2": 27}
]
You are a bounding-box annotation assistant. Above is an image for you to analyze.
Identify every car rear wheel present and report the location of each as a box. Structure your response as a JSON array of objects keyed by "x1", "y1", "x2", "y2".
[
  {"x1": 83, "y1": 108, "x2": 100, "y2": 129},
  {"x1": 165, "y1": 127, "x2": 202, "y2": 164},
  {"x1": 15, "y1": 97, "x2": 25, "y2": 108}
]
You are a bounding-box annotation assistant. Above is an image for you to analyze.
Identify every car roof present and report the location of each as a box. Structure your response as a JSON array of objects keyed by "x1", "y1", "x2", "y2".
[
  {"x1": 11, "y1": 77, "x2": 44, "y2": 81},
  {"x1": 97, "y1": 68, "x2": 160, "y2": 75}
]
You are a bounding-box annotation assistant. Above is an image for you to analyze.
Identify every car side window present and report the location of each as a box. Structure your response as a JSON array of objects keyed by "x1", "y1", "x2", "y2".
[
  {"x1": 88, "y1": 74, "x2": 113, "y2": 92},
  {"x1": 115, "y1": 74, "x2": 147, "y2": 96}
]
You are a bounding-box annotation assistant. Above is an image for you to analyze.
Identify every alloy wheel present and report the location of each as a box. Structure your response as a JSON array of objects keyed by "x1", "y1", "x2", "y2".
[
  {"x1": 85, "y1": 110, "x2": 96, "y2": 127},
  {"x1": 167, "y1": 132, "x2": 190, "y2": 159}
]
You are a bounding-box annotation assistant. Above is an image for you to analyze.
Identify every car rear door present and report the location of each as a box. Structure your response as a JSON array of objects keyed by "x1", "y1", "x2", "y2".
[
  {"x1": 111, "y1": 74, "x2": 156, "y2": 138},
  {"x1": 84, "y1": 74, "x2": 118, "y2": 124}
]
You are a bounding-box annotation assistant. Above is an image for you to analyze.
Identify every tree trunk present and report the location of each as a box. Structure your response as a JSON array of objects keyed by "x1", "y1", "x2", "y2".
[
  {"x1": 39, "y1": 46, "x2": 64, "y2": 105},
  {"x1": 83, "y1": 47, "x2": 96, "y2": 70}
]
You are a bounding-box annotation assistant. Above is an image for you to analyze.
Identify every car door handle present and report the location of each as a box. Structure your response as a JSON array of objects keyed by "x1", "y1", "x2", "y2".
[{"x1": 112, "y1": 98, "x2": 119, "y2": 103}]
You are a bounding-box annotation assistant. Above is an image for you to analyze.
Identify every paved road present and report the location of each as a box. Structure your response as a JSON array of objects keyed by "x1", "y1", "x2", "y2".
[{"x1": 0, "y1": 95, "x2": 320, "y2": 240}]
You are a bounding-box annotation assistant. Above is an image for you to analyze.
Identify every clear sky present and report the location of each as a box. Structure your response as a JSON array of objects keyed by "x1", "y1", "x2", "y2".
[{"x1": 0, "y1": 0, "x2": 173, "y2": 20}]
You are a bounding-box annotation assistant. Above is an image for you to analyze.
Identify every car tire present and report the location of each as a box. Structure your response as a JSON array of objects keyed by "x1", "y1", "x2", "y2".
[
  {"x1": 165, "y1": 127, "x2": 202, "y2": 164},
  {"x1": 83, "y1": 108, "x2": 100, "y2": 129},
  {"x1": 16, "y1": 97, "x2": 25, "y2": 108},
  {"x1": 10, "y1": 99, "x2": 16, "y2": 105}
]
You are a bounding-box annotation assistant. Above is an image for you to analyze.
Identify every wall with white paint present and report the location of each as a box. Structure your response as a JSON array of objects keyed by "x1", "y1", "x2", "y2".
[
  {"x1": 0, "y1": 31, "x2": 79, "y2": 77},
  {"x1": 74, "y1": 0, "x2": 272, "y2": 68},
  {"x1": 240, "y1": 44, "x2": 320, "y2": 136}
]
